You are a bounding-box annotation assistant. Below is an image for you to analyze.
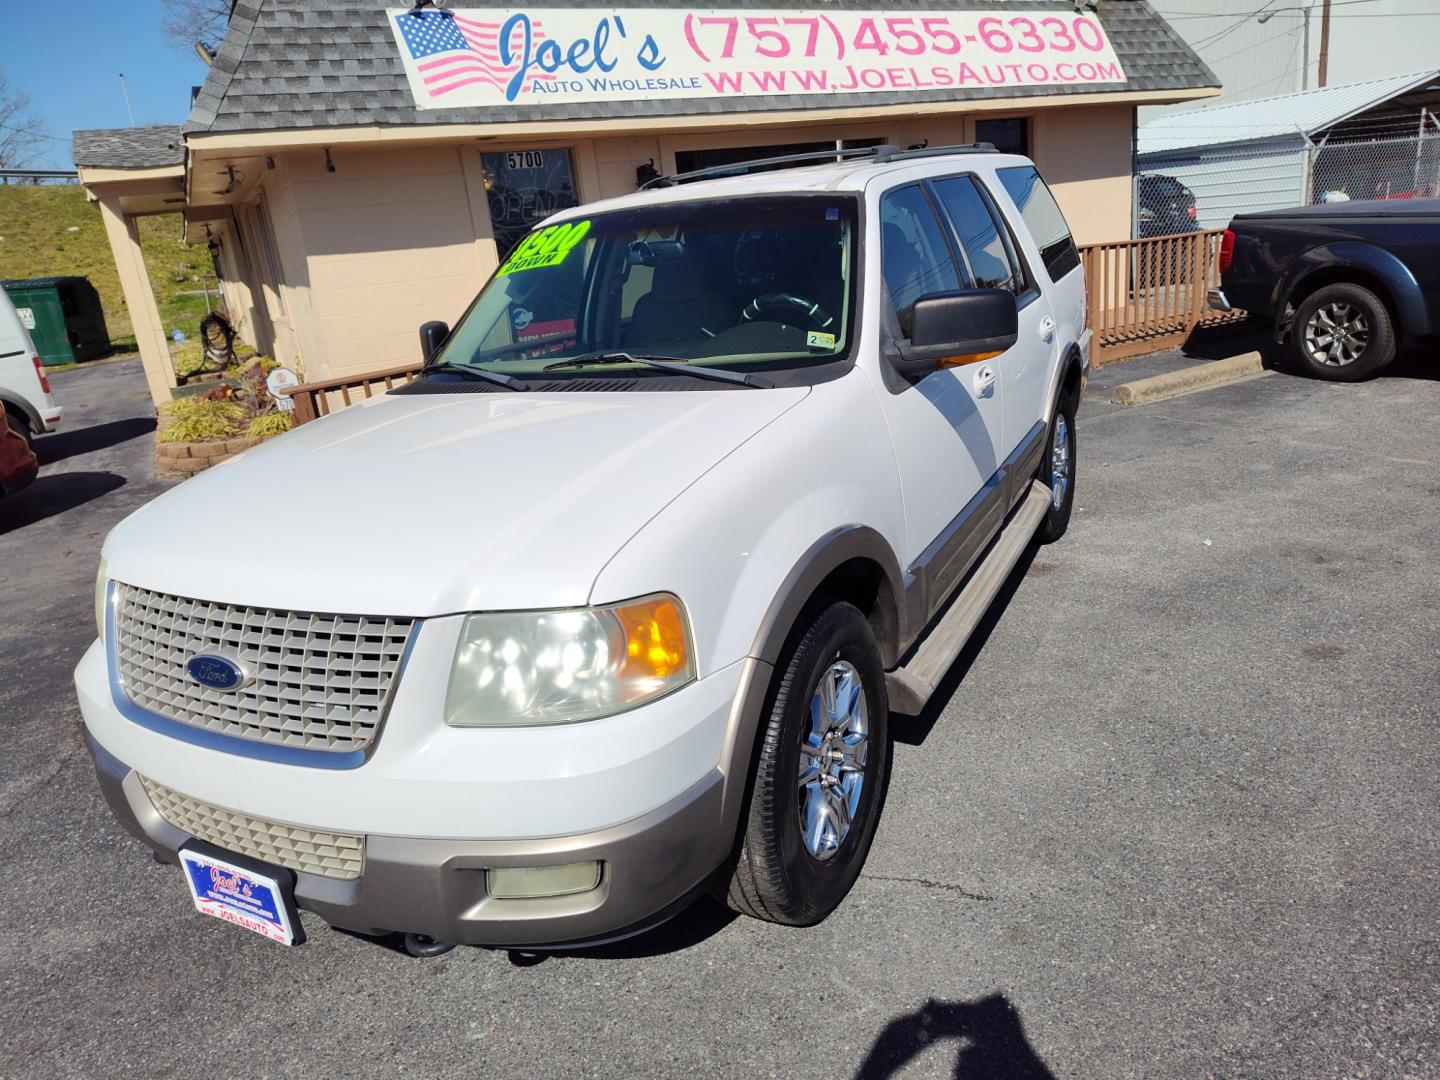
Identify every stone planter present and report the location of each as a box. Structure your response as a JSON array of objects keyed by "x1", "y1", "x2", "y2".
[{"x1": 154, "y1": 416, "x2": 276, "y2": 480}]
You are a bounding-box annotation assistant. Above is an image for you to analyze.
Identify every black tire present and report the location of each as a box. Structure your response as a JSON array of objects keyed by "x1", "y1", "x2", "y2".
[
  {"x1": 4, "y1": 408, "x2": 32, "y2": 449},
  {"x1": 1290, "y1": 282, "x2": 1396, "y2": 382},
  {"x1": 724, "y1": 601, "x2": 890, "y2": 926},
  {"x1": 1036, "y1": 387, "x2": 1077, "y2": 544}
]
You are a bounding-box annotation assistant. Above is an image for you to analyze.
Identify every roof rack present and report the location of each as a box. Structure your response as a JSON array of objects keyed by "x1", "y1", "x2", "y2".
[{"x1": 639, "y1": 142, "x2": 999, "y2": 190}]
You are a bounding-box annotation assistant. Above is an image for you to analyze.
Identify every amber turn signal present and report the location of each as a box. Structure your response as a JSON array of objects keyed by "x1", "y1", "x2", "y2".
[{"x1": 616, "y1": 594, "x2": 691, "y2": 681}]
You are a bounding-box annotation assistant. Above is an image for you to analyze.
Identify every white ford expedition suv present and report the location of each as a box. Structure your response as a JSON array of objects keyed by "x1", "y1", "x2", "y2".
[{"x1": 78, "y1": 145, "x2": 1089, "y2": 953}]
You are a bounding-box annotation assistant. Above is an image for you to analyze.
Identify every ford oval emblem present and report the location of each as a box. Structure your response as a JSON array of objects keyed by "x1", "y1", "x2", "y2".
[{"x1": 185, "y1": 653, "x2": 249, "y2": 691}]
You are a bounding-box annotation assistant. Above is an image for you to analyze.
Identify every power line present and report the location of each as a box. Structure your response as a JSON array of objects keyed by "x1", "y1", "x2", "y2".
[
  {"x1": 1188, "y1": 2, "x2": 1284, "y2": 51},
  {"x1": 1161, "y1": 0, "x2": 1387, "y2": 18},
  {"x1": 1225, "y1": 26, "x2": 1305, "y2": 98},
  {"x1": 1171, "y1": 7, "x2": 1440, "y2": 17},
  {"x1": 1205, "y1": 25, "x2": 1304, "y2": 67}
]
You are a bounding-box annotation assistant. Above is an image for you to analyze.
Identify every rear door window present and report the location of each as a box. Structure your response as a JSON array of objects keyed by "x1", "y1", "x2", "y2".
[
  {"x1": 930, "y1": 176, "x2": 1020, "y2": 293},
  {"x1": 880, "y1": 185, "x2": 960, "y2": 337},
  {"x1": 995, "y1": 166, "x2": 1081, "y2": 282}
]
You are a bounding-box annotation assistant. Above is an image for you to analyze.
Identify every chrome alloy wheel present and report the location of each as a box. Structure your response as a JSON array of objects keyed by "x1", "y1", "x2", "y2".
[
  {"x1": 1050, "y1": 412, "x2": 1071, "y2": 511},
  {"x1": 797, "y1": 660, "x2": 869, "y2": 861},
  {"x1": 1303, "y1": 301, "x2": 1370, "y2": 367}
]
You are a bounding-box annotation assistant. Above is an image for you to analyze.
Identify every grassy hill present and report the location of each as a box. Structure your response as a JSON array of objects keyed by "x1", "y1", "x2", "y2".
[{"x1": 0, "y1": 183, "x2": 214, "y2": 354}]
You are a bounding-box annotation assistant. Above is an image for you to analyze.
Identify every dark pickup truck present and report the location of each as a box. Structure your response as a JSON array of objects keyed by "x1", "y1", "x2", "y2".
[{"x1": 1212, "y1": 199, "x2": 1440, "y2": 380}]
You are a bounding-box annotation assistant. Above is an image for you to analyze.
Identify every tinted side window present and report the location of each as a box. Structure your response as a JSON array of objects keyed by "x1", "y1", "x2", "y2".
[
  {"x1": 931, "y1": 176, "x2": 1020, "y2": 293},
  {"x1": 997, "y1": 166, "x2": 1081, "y2": 281},
  {"x1": 880, "y1": 185, "x2": 960, "y2": 337}
]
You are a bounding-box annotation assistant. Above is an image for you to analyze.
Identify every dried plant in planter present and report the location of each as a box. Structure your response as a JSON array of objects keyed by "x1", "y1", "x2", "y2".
[
  {"x1": 157, "y1": 397, "x2": 246, "y2": 442},
  {"x1": 247, "y1": 412, "x2": 293, "y2": 438},
  {"x1": 158, "y1": 354, "x2": 292, "y2": 444}
]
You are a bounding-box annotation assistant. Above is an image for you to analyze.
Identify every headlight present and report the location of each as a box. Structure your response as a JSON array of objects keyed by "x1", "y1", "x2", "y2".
[
  {"x1": 445, "y1": 593, "x2": 694, "y2": 727},
  {"x1": 94, "y1": 559, "x2": 108, "y2": 637}
]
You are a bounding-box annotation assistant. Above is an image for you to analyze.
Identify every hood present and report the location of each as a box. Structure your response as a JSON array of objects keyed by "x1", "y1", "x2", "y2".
[{"x1": 107, "y1": 386, "x2": 808, "y2": 615}]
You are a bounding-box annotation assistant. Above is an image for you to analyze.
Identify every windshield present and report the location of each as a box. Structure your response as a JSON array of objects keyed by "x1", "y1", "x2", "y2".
[{"x1": 433, "y1": 195, "x2": 857, "y2": 383}]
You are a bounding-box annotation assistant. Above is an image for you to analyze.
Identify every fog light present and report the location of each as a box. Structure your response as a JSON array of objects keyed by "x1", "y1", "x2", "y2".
[{"x1": 486, "y1": 861, "x2": 601, "y2": 900}]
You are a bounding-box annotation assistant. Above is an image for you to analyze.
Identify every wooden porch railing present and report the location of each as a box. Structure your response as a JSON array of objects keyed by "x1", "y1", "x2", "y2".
[
  {"x1": 1079, "y1": 228, "x2": 1246, "y2": 365},
  {"x1": 285, "y1": 229, "x2": 1245, "y2": 424},
  {"x1": 283, "y1": 362, "x2": 423, "y2": 425}
]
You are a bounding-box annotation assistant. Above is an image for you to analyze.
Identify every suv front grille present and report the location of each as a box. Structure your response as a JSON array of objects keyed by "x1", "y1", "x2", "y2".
[
  {"x1": 113, "y1": 582, "x2": 413, "y2": 755},
  {"x1": 141, "y1": 776, "x2": 364, "y2": 880}
]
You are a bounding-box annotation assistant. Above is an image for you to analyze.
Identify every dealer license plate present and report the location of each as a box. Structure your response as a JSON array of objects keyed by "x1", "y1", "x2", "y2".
[{"x1": 179, "y1": 847, "x2": 300, "y2": 946}]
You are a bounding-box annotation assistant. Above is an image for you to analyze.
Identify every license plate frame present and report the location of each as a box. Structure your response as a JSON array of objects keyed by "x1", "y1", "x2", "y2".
[{"x1": 178, "y1": 842, "x2": 306, "y2": 947}]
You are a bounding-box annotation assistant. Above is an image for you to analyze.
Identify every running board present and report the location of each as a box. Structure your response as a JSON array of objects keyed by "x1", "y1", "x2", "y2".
[{"x1": 886, "y1": 480, "x2": 1052, "y2": 715}]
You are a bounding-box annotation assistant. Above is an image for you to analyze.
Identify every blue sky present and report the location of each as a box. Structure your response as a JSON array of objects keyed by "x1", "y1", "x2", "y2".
[{"x1": 2, "y1": 2, "x2": 207, "y2": 169}]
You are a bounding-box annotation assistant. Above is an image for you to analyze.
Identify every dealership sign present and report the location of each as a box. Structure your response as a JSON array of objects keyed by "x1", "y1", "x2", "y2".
[{"x1": 389, "y1": 8, "x2": 1127, "y2": 110}]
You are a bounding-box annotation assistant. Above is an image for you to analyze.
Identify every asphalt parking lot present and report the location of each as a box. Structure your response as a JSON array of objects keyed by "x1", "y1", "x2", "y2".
[{"x1": 1, "y1": 347, "x2": 1436, "y2": 1078}]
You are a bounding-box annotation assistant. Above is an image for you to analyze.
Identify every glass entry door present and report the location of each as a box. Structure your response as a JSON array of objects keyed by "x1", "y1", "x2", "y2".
[{"x1": 480, "y1": 149, "x2": 580, "y2": 260}]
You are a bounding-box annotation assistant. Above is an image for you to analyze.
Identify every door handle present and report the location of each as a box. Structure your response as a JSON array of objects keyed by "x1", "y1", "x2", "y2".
[
  {"x1": 973, "y1": 364, "x2": 996, "y2": 395},
  {"x1": 1038, "y1": 316, "x2": 1056, "y2": 342}
]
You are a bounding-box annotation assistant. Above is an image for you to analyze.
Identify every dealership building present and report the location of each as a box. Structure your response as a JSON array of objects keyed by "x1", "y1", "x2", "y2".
[{"x1": 75, "y1": 0, "x2": 1216, "y2": 406}]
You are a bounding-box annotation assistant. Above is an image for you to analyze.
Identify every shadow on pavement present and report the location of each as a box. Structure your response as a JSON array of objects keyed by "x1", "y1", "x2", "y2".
[
  {"x1": 508, "y1": 895, "x2": 739, "y2": 963},
  {"x1": 855, "y1": 995, "x2": 1056, "y2": 1079},
  {"x1": 1377, "y1": 344, "x2": 1439, "y2": 381},
  {"x1": 1180, "y1": 321, "x2": 1269, "y2": 363},
  {"x1": 1187, "y1": 319, "x2": 1438, "y2": 382},
  {"x1": 0, "y1": 471, "x2": 126, "y2": 533},
  {"x1": 36, "y1": 417, "x2": 156, "y2": 466},
  {"x1": 892, "y1": 540, "x2": 1039, "y2": 746},
  {"x1": 337, "y1": 894, "x2": 739, "y2": 963}
]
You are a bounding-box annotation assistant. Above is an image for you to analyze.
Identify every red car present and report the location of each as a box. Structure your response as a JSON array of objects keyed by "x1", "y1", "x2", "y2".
[{"x1": 0, "y1": 414, "x2": 38, "y2": 500}]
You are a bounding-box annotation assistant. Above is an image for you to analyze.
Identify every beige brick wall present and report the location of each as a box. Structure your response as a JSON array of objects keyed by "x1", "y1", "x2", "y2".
[
  {"x1": 283, "y1": 145, "x2": 489, "y2": 378},
  {"x1": 1032, "y1": 103, "x2": 1135, "y2": 246}
]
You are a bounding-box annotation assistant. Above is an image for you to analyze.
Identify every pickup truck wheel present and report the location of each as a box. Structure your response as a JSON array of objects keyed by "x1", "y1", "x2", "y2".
[
  {"x1": 1292, "y1": 283, "x2": 1396, "y2": 381},
  {"x1": 1036, "y1": 389, "x2": 1077, "y2": 544},
  {"x1": 724, "y1": 601, "x2": 890, "y2": 925}
]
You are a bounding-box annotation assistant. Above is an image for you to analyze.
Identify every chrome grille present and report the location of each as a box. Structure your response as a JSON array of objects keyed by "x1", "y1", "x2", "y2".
[
  {"x1": 113, "y1": 582, "x2": 413, "y2": 754},
  {"x1": 141, "y1": 776, "x2": 364, "y2": 880}
]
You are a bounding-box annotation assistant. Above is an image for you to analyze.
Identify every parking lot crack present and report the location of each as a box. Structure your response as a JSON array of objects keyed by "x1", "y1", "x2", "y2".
[
  {"x1": 866, "y1": 874, "x2": 997, "y2": 901},
  {"x1": 0, "y1": 746, "x2": 79, "y2": 821}
]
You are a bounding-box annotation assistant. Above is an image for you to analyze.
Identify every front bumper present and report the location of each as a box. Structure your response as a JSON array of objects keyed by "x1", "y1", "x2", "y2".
[{"x1": 87, "y1": 730, "x2": 734, "y2": 948}]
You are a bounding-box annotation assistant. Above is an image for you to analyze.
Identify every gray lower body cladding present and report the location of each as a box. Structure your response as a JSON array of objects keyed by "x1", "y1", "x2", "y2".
[{"x1": 86, "y1": 730, "x2": 733, "y2": 949}]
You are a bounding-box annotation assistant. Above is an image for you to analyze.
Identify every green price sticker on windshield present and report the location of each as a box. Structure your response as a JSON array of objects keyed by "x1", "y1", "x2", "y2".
[{"x1": 498, "y1": 220, "x2": 591, "y2": 275}]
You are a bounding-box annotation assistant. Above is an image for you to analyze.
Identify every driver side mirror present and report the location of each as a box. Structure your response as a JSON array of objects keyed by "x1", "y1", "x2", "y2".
[
  {"x1": 419, "y1": 320, "x2": 450, "y2": 365},
  {"x1": 889, "y1": 289, "x2": 1018, "y2": 377}
]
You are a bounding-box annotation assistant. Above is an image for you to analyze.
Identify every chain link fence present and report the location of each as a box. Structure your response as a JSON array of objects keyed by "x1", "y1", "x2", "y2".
[
  {"x1": 1137, "y1": 128, "x2": 1440, "y2": 234},
  {"x1": 1310, "y1": 133, "x2": 1440, "y2": 204}
]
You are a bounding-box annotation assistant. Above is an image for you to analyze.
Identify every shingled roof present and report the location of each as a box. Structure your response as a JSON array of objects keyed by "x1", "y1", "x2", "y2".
[
  {"x1": 187, "y1": 0, "x2": 1217, "y2": 134},
  {"x1": 73, "y1": 125, "x2": 185, "y2": 169}
]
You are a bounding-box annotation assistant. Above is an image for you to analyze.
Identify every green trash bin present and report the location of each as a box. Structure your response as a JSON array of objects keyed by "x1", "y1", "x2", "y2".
[{"x1": 1, "y1": 277, "x2": 111, "y2": 366}]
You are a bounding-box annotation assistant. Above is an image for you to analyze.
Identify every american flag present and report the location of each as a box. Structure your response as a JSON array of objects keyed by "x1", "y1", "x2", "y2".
[{"x1": 394, "y1": 9, "x2": 553, "y2": 100}]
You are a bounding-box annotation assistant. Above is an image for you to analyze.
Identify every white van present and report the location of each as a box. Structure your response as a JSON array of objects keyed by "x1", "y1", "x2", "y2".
[
  {"x1": 80, "y1": 144, "x2": 1088, "y2": 954},
  {"x1": 0, "y1": 289, "x2": 63, "y2": 443}
]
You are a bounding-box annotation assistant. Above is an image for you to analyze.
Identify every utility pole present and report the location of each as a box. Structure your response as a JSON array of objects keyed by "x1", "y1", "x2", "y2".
[
  {"x1": 1301, "y1": 4, "x2": 1312, "y2": 92},
  {"x1": 1317, "y1": 0, "x2": 1332, "y2": 87},
  {"x1": 1256, "y1": 6, "x2": 1314, "y2": 92},
  {"x1": 118, "y1": 73, "x2": 135, "y2": 126}
]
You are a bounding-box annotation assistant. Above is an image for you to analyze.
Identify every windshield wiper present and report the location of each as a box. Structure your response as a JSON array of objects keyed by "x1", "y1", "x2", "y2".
[
  {"x1": 542, "y1": 352, "x2": 772, "y2": 388},
  {"x1": 423, "y1": 361, "x2": 530, "y2": 391}
]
